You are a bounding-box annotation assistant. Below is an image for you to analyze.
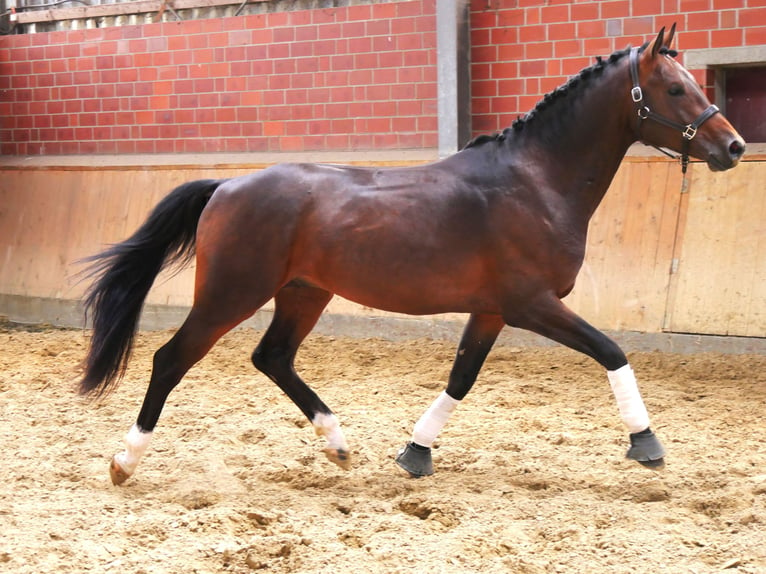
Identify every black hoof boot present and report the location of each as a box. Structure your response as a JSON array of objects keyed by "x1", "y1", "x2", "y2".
[
  {"x1": 395, "y1": 442, "x2": 434, "y2": 477},
  {"x1": 627, "y1": 428, "x2": 666, "y2": 470}
]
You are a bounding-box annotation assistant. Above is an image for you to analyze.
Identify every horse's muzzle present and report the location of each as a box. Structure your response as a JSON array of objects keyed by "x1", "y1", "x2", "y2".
[{"x1": 708, "y1": 137, "x2": 745, "y2": 172}]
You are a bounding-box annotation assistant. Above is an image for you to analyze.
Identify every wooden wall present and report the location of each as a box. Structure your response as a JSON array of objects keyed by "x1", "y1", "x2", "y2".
[
  {"x1": 1, "y1": 156, "x2": 764, "y2": 338},
  {"x1": 667, "y1": 161, "x2": 766, "y2": 337}
]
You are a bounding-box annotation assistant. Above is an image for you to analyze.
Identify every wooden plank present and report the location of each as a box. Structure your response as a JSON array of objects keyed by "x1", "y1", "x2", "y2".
[
  {"x1": 15, "y1": 0, "x2": 270, "y2": 24},
  {"x1": 0, "y1": 168, "x2": 254, "y2": 303},
  {"x1": 2, "y1": 161, "x2": 762, "y2": 337},
  {"x1": 564, "y1": 161, "x2": 683, "y2": 332},
  {"x1": 668, "y1": 161, "x2": 766, "y2": 337}
]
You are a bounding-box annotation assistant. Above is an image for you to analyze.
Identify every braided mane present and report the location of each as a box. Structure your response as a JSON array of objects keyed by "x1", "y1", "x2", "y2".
[{"x1": 464, "y1": 44, "x2": 651, "y2": 149}]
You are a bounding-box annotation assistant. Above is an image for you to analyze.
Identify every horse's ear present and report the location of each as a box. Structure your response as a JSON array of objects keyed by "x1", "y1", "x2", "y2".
[
  {"x1": 665, "y1": 22, "x2": 677, "y2": 49},
  {"x1": 651, "y1": 26, "x2": 666, "y2": 57}
]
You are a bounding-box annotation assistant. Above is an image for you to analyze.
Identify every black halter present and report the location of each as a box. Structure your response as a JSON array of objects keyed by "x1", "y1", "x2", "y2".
[{"x1": 629, "y1": 47, "x2": 719, "y2": 173}]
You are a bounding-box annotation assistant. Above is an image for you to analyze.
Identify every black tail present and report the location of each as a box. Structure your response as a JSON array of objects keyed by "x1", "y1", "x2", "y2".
[{"x1": 79, "y1": 178, "x2": 224, "y2": 396}]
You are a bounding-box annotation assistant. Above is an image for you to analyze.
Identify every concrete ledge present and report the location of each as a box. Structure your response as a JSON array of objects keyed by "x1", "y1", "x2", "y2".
[
  {"x1": 0, "y1": 150, "x2": 439, "y2": 170},
  {"x1": 2, "y1": 147, "x2": 762, "y2": 170},
  {"x1": 2, "y1": 294, "x2": 764, "y2": 355}
]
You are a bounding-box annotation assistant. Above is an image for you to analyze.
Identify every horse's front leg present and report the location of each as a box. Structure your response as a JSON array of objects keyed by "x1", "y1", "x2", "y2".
[
  {"x1": 396, "y1": 313, "x2": 505, "y2": 477},
  {"x1": 508, "y1": 294, "x2": 666, "y2": 469}
]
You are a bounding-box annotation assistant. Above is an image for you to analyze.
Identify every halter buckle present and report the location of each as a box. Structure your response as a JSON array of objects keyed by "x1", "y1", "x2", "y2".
[
  {"x1": 682, "y1": 125, "x2": 697, "y2": 140},
  {"x1": 631, "y1": 86, "x2": 643, "y2": 103}
]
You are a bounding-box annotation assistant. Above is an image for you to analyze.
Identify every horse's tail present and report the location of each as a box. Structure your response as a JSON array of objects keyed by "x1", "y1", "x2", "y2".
[{"x1": 78, "y1": 178, "x2": 225, "y2": 397}]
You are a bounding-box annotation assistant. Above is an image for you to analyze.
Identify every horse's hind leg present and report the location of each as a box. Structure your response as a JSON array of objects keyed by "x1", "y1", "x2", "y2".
[
  {"x1": 507, "y1": 295, "x2": 665, "y2": 469},
  {"x1": 110, "y1": 304, "x2": 257, "y2": 485},
  {"x1": 397, "y1": 313, "x2": 505, "y2": 477},
  {"x1": 251, "y1": 283, "x2": 351, "y2": 469}
]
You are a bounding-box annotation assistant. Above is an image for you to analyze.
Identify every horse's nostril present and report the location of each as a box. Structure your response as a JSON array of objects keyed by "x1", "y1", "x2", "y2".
[{"x1": 729, "y1": 140, "x2": 745, "y2": 159}]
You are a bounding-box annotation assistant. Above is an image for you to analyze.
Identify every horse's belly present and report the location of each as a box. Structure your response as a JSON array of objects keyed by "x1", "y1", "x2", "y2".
[{"x1": 303, "y1": 261, "x2": 501, "y2": 316}]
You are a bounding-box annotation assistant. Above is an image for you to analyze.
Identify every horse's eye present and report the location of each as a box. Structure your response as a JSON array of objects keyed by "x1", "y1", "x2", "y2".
[{"x1": 668, "y1": 84, "x2": 685, "y2": 96}]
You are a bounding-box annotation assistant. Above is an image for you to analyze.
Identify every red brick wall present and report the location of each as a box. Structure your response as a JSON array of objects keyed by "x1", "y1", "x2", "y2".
[
  {"x1": 470, "y1": 0, "x2": 766, "y2": 137},
  {"x1": 1, "y1": 0, "x2": 763, "y2": 155},
  {"x1": 0, "y1": 0, "x2": 437, "y2": 155}
]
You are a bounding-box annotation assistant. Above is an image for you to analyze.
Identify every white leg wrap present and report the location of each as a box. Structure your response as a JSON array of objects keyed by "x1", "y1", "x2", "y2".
[
  {"x1": 312, "y1": 412, "x2": 348, "y2": 451},
  {"x1": 113, "y1": 424, "x2": 153, "y2": 475},
  {"x1": 412, "y1": 391, "x2": 460, "y2": 448},
  {"x1": 607, "y1": 364, "x2": 650, "y2": 433}
]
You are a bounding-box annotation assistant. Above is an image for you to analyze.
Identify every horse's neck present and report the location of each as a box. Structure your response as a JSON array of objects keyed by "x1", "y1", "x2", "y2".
[{"x1": 511, "y1": 66, "x2": 636, "y2": 218}]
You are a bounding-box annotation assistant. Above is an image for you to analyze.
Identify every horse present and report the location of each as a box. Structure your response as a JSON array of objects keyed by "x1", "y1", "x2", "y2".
[{"x1": 79, "y1": 26, "x2": 745, "y2": 485}]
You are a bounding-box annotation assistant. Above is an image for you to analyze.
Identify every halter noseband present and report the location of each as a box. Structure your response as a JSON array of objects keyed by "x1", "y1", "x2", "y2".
[{"x1": 629, "y1": 47, "x2": 719, "y2": 173}]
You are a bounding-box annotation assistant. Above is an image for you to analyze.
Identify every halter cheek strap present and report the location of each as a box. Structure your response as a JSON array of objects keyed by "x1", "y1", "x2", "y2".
[{"x1": 629, "y1": 47, "x2": 719, "y2": 173}]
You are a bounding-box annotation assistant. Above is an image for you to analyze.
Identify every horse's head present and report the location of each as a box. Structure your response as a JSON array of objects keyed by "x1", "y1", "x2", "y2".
[{"x1": 632, "y1": 25, "x2": 745, "y2": 171}]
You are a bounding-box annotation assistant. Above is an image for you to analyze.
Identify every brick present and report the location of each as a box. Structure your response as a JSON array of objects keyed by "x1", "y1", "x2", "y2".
[
  {"x1": 719, "y1": 10, "x2": 737, "y2": 28},
  {"x1": 312, "y1": 8, "x2": 339, "y2": 25},
  {"x1": 153, "y1": 52, "x2": 171, "y2": 66},
  {"x1": 471, "y1": 9, "x2": 497, "y2": 30},
  {"x1": 409, "y1": 81, "x2": 433, "y2": 102},
  {"x1": 489, "y1": 27, "x2": 517, "y2": 47},
  {"x1": 524, "y1": 7, "x2": 541, "y2": 25},
  {"x1": 519, "y1": 24, "x2": 547, "y2": 43},
  {"x1": 680, "y1": 0, "x2": 711, "y2": 11},
  {"x1": 268, "y1": 74, "x2": 290, "y2": 91},
  {"x1": 677, "y1": 30, "x2": 710, "y2": 49},
  {"x1": 373, "y1": 67, "x2": 397, "y2": 84},
  {"x1": 634, "y1": 0, "x2": 664, "y2": 16},
  {"x1": 745, "y1": 26, "x2": 766, "y2": 44},
  {"x1": 496, "y1": 8, "x2": 525, "y2": 27},
  {"x1": 270, "y1": 27, "x2": 294, "y2": 45},
  {"x1": 584, "y1": 38, "x2": 614, "y2": 55},
  {"x1": 34, "y1": 114, "x2": 51, "y2": 128},
  {"x1": 278, "y1": 136, "x2": 303, "y2": 152},
  {"x1": 35, "y1": 73, "x2": 54, "y2": 88},
  {"x1": 601, "y1": 1, "x2": 631, "y2": 19},
  {"x1": 541, "y1": 4, "x2": 570, "y2": 23},
  {"x1": 526, "y1": 41, "x2": 554, "y2": 59},
  {"x1": 472, "y1": 44, "x2": 498, "y2": 65},
  {"x1": 624, "y1": 17, "x2": 656, "y2": 35},
  {"x1": 549, "y1": 22, "x2": 576, "y2": 41},
  {"x1": 711, "y1": 28, "x2": 743, "y2": 46},
  {"x1": 473, "y1": 79, "x2": 498, "y2": 99},
  {"x1": 577, "y1": 20, "x2": 606, "y2": 38},
  {"x1": 561, "y1": 57, "x2": 591, "y2": 76},
  {"x1": 98, "y1": 69, "x2": 118, "y2": 84},
  {"x1": 571, "y1": 3, "x2": 599, "y2": 21},
  {"x1": 519, "y1": 59, "x2": 547, "y2": 77},
  {"x1": 313, "y1": 39, "x2": 338, "y2": 57},
  {"x1": 711, "y1": 0, "x2": 740, "y2": 8},
  {"x1": 740, "y1": 7, "x2": 766, "y2": 23},
  {"x1": 49, "y1": 114, "x2": 69, "y2": 130},
  {"x1": 554, "y1": 39, "x2": 582, "y2": 58},
  {"x1": 687, "y1": 11, "x2": 720, "y2": 29},
  {"x1": 167, "y1": 35, "x2": 186, "y2": 52}
]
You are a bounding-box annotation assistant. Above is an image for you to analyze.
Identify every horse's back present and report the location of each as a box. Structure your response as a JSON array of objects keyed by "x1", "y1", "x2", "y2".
[{"x1": 193, "y1": 160, "x2": 502, "y2": 314}]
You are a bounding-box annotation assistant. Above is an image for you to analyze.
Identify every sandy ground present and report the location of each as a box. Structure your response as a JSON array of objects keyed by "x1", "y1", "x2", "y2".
[{"x1": 1, "y1": 322, "x2": 765, "y2": 573}]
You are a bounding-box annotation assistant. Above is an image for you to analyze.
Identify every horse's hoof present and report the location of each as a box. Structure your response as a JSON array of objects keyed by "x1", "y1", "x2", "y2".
[
  {"x1": 109, "y1": 456, "x2": 131, "y2": 485},
  {"x1": 626, "y1": 428, "x2": 666, "y2": 471},
  {"x1": 395, "y1": 442, "x2": 434, "y2": 478},
  {"x1": 323, "y1": 447, "x2": 351, "y2": 470}
]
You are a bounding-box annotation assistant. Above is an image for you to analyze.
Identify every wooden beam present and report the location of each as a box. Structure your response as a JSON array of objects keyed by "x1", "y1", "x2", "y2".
[{"x1": 15, "y1": 0, "x2": 269, "y2": 24}]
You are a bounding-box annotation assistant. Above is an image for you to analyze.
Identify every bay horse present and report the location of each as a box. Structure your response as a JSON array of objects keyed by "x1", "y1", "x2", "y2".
[{"x1": 79, "y1": 26, "x2": 744, "y2": 485}]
